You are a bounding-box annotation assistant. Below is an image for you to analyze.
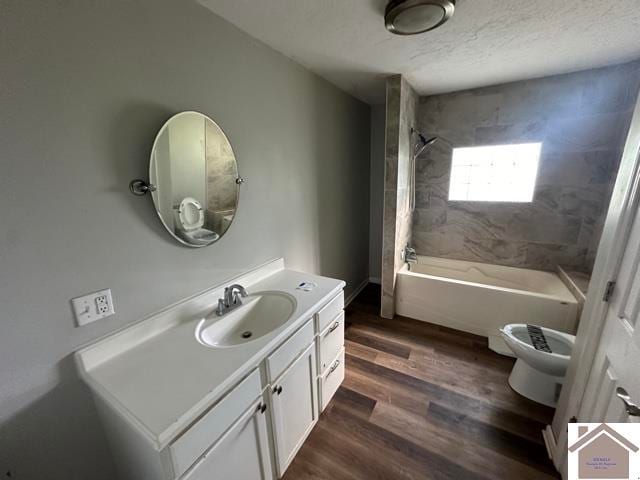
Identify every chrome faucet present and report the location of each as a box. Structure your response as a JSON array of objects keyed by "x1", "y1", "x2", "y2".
[
  {"x1": 215, "y1": 284, "x2": 248, "y2": 316},
  {"x1": 404, "y1": 245, "x2": 418, "y2": 264}
]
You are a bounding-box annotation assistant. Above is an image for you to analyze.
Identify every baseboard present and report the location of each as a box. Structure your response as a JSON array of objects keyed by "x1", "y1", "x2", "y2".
[
  {"x1": 345, "y1": 278, "x2": 370, "y2": 307},
  {"x1": 542, "y1": 425, "x2": 556, "y2": 461},
  {"x1": 368, "y1": 277, "x2": 381, "y2": 284}
]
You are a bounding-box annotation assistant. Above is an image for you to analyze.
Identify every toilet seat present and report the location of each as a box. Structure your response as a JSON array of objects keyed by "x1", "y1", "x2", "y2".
[
  {"x1": 502, "y1": 324, "x2": 574, "y2": 356},
  {"x1": 501, "y1": 324, "x2": 574, "y2": 376},
  {"x1": 177, "y1": 197, "x2": 204, "y2": 231},
  {"x1": 500, "y1": 324, "x2": 575, "y2": 407}
]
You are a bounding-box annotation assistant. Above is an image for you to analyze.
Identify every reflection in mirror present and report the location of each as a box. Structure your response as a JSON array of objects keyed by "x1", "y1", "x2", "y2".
[{"x1": 149, "y1": 111, "x2": 239, "y2": 247}]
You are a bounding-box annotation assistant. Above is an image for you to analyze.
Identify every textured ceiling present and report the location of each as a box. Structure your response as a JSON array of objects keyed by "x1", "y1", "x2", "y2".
[{"x1": 197, "y1": 0, "x2": 640, "y2": 105}]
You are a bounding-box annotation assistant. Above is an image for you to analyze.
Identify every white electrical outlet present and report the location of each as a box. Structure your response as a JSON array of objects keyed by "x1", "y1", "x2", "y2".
[{"x1": 72, "y1": 288, "x2": 115, "y2": 326}]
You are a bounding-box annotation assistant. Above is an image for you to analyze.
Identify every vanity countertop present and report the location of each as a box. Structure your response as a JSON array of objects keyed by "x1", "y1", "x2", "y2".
[{"x1": 75, "y1": 262, "x2": 344, "y2": 450}]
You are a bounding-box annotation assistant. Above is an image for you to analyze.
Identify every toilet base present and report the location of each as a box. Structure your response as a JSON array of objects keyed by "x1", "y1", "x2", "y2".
[{"x1": 508, "y1": 359, "x2": 563, "y2": 408}]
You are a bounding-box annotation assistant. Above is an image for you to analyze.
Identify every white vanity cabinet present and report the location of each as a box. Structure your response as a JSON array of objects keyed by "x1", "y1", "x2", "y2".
[
  {"x1": 181, "y1": 398, "x2": 273, "y2": 480},
  {"x1": 270, "y1": 343, "x2": 318, "y2": 475},
  {"x1": 77, "y1": 263, "x2": 346, "y2": 480},
  {"x1": 178, "y1": 292, "x2": 344, "y2": 480},
  {"x1": 169, "y1": 370, "x2": 271, "y2": 480},
  {"x1": 314, "y1": 291, "x2": 345, "y2": 412},
  {"x1": 264, "y1": 318, "x2": 318, "y2": 476}
]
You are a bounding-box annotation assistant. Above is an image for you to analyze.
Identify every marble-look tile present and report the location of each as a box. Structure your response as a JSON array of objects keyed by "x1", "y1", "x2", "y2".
[
  {"x1": 419, "y1": 91, "x2": 503, "y2": 130},
  {"x1": 461, "y1": 238, "x2": 528, "y2": 266},
  {"x1": 536, "y1": 150, "x2": 621, "y2": 186},
  {"x1": 381, "y1": 75, "x2": 419, "y2": 318},
  {"x1": 444, "y1": 208, "x2": 507, "y2": 240},
  {"x1": 415, "y1": 149, "x2": 451, "y2": 185},
  {"x1": 496, "y1": 76, "x2": 583, "y2": 124},
  {"x1": 506, "y1": 212, "x2": 582, "y2": 244},
  {"x1": 544, "y1": 111, "x2": 631, "y2": 153},
  {"x1": 474, "y1": 121, "x2": 546, "y2": 146},
  {"x1": 525, "y1": 244, "x2": 588, "y2": 271},
  {"x1": 585, "y1": 214, "x2": 606, "y2": 271},
  {"x1": 533, "y1": 185, "x2": 606, "y2": 218},
  {"x1": 384, "y1": 77, "x2": 401, "y2": 187},
  {"x1": 422, "y1": 127, "x2": 477, "y2": 149},
  {"x1": 207, "y1": 174, "x2": 238, "y2": 210},
  {"x1": 412, "y1": 208, "x2": 447, "y2": 230},
  {"x1": 207, "y1": 156, "x2": 237, "y2": 177},
  {"x1": 580, "y1": 61, "x2": 640, "y2": 114},
  {"x1": 413, "y1": 228, "x2": 465, "y2": 257},
  {"x1": 446, "y1": 200, "x2": 525, "y2": 215},
  {"x1": 407, "y1": 63, "x2": 637, "y2": 273},
  {"x1": 582, "y1": 150, "x2": 623, "y2": 184},
  {"x1": 415, "y1": 183, "x2": 449, "y2": 209}
]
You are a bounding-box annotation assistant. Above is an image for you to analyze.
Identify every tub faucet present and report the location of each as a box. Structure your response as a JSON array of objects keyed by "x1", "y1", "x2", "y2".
[
  {"x1": 404, "y1": 245, "x2": 418, "y2": 264},
  {"x1": 215, "y1": 284, "x2": 248, "y2": 316}
]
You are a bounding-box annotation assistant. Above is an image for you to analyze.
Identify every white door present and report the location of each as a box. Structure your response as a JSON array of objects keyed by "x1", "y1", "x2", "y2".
[
  {"x1": 580, "y1": 193, "x2": 640, "y2": 424},
  {"x1": 183, "y1": 399, "x2": 274, "y2": 480},
  {"x1": 270, "y1": 343, "x2": 318, "y2": 476}
]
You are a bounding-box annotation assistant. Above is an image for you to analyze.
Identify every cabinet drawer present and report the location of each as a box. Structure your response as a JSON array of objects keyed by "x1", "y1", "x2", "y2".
[
  {"x1": 266, "y1": 318, "x2": 314, "y2": 382},
  {"x1": 170, "y1": 369, "x2": 261, "y2": 478},
  {"x1": 317, "y1": 311, "x2": 344, "y2": 373},
  {"x1": 319, "y1": 348, "x2": 345, "y2": 412},
  {"x1": 315, "y1": 291, "x2": 344, "y2": 332}
]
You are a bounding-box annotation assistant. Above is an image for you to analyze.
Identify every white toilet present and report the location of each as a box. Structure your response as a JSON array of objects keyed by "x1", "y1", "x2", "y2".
[
  {"x1": 500, "y1": 324, "x2": 575, "y2": 407},
  {"x1": 173, "y1": 197, "x2": 219, "y2": 246}
]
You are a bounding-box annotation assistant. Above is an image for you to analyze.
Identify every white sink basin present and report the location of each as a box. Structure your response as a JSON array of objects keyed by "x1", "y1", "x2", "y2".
[{"x1": 196, "y1": 291, "x2": 297, "y2": 348}]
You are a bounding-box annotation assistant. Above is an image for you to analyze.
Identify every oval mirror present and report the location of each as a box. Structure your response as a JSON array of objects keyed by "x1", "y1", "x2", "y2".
[{"x1": 149, "y1": 111, "x2": 240, "y2": 247}]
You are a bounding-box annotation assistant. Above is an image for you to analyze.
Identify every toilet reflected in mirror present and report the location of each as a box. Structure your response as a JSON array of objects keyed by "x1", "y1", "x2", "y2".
[
  {"x1": 173, "y1": 197, "x2": 219, "y2": 246},
  {"x1": 149, "y1": 111, "x2": 240, "y2": 247}
]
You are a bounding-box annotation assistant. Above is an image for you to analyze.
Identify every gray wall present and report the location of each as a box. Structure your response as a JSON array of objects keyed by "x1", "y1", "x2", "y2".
[
  {"x1": 413, "y1": 62, "x2": 640, "y2": 272},
  {"x1": 0, "y1": 1, "x2": 370, "y2": 478},
  {"x1": 381, "y1": 76, "x2": 418, "y2": 318},
  {"x1": 368, "y1": 105, "x2": 386, "y2": 283}
]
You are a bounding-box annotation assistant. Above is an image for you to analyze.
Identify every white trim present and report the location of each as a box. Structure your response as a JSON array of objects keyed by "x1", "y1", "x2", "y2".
[
  {"x1": 368, "y1": 277, "x2": 381, "y2": 284},
  {"x1": 556, "y1": 266, "x2": 586, "y2": 304},
  {"x1": 550, "y1": 92, "x2": 640, "y2": 477},
  {"x1": 345, "y1": 278, "x2": 370, "y2": 307},
  {"x1": 542, "y1": 425, "x2": 556, "y2": 460}
]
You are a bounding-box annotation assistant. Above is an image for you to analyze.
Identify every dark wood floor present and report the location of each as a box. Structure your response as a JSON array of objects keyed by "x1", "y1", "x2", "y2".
[{"x1": 284, "y1": 284, "x2": 560, "y2": 480}]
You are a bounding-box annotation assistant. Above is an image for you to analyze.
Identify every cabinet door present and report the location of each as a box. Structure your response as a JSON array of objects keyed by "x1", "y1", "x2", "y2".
[
  {"x1": 182, "y1": 399, "x2": 273, "y2": 480},
  {"x1": 270, "y1": 343, "x2": 318, "y2": 476}
]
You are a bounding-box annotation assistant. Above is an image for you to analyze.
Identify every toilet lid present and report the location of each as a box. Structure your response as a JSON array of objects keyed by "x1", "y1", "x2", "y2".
[{"x1": 177, "y1": 197, "x2": 204, "y2": 230}]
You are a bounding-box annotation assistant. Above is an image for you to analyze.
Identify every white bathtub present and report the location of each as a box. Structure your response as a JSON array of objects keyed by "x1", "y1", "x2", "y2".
[{"x1": 395, "y1": 256, "x2": 579, "y2": 355}]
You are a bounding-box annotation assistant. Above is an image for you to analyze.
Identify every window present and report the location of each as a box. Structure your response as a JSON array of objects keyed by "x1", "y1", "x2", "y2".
[{"x1": 448, "y1": 143, "x2": 542, "y2": 202}]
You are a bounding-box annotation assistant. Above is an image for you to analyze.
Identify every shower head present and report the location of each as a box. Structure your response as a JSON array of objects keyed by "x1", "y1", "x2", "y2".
[
  {"x1": 412, "y1": 127, "x2": 438, "y2": 147},
  {"x1": 420, "y1": 134, "x2": 439, "y2": 147},
  {"x1": 385, "y1": 0, "x2": 456, "y2": 35},
  {"x1": 411, "y1": 128, "x2": 450, "y2": 159}
]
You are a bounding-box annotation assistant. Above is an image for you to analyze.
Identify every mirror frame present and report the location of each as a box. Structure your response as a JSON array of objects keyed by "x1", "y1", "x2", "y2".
[{"x1": 148, "y1": 111, "x2": 241, "y2": 248}]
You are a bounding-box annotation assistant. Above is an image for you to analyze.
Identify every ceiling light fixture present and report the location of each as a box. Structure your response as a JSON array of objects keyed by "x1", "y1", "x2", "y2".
[{"x1": 385, "y1": 0, "x2": 456, "y2": 35}]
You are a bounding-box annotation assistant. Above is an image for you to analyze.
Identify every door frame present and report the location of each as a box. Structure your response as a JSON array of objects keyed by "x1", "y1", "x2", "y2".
[{"x1": 549, "y1": 94, "x2": 640, "y2": 477}]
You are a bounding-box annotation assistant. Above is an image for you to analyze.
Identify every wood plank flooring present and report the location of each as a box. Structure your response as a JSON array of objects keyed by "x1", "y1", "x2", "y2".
[{"x1": 283, "y1": 284, "x2": 560, "y2": 480}]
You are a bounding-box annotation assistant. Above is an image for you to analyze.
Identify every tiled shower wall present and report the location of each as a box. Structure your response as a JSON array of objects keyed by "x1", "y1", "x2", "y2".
[
  {"x1": 205, "y1": 120, "x2": 238, "y2": 234},
  {"x1": 413, "y1": 61, "x2": 640, "y2": 272},
  {"x1": 381, "y1": 75, "x2": 418, "y2": 318}
]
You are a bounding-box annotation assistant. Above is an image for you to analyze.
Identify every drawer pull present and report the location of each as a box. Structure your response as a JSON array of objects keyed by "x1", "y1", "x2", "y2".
[
  {"x1": 273, "y1": 385, "x2": 283, "y2": 395},
  {"x1": 328, "y1": 321, "x2": 341, "y2": 333},
  {"x1": 257, "y1": 402, "x2": 267, "y2": 414},
  {"x1": 327, "y1": 359, "x2": 341, "y2": 376}
]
